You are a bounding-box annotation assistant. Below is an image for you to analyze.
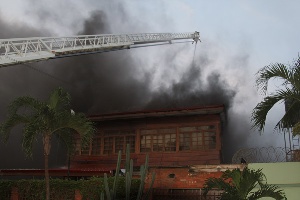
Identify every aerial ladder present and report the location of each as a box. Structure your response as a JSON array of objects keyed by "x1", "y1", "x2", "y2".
[{"x1": 0, "y1": 31, "x2": 200, "y2": 67}]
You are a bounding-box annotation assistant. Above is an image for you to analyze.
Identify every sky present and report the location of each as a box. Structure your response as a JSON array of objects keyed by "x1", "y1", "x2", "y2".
[{"x1": 0, "y1": 0, "x2": 299, "y2": 167}]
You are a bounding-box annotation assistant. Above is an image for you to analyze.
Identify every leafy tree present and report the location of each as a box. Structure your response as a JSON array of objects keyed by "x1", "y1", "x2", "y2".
[
  {"x1": 202, "y1": 167, "x2": 286, "y2": 200},
  {"x1": 0, "y1": 87, "x2": 95, "y2": 200},
  {"x1": 251, "y1": 56, "x2": 300, "y2": 135}
]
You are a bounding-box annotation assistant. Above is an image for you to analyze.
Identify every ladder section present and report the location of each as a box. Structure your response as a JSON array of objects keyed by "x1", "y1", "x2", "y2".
[{"x1": 0, "y1": 32, "x2": 200, "y2": 67}]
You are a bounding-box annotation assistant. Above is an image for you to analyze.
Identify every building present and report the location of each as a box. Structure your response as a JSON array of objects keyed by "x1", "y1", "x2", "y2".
[
  {"x1": 71, "y1": 104, "x2": 226, "y2": 170},
  {"x1": 3, "y1": 104, "x2": 300, "y2": 199},
  {"x1": 2, "y1": 104, "x2": 237, "y2": 199},
  {"x1": 70, "y1": 105, "x2": 229, "y2": 198}
]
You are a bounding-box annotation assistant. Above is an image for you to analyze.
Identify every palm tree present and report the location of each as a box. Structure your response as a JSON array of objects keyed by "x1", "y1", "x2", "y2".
[
  {"x1": 202, "y1": 167, "x2": 286, "y2": 200},
  {"x1": 0, "y1": 87, "x2": 95, "y2": 200},
  {"x1": 251, "y1": 56, "x2": 300, "y2": 134}
]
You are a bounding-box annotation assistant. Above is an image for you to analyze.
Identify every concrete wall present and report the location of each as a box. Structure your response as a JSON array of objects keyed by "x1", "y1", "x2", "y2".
[{"x1": 249, "y1": 162, "x2": 300, "y2": 200}]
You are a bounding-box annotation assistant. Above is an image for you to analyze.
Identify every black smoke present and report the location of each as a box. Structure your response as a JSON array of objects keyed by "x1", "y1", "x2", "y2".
[{"x1": 0, "y1": 6, "x2": 249, "y2": 169}]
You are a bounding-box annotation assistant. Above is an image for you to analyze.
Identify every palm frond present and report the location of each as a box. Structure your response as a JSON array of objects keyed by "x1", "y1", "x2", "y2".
[
  {"x1": 0, "y1": 114, "x2": 29, "y2": 142},
  {"x1": 238, "y1": 168, "x2": 266, "y2": 198},
  {"x1": 48, "y1": 87, "x2": 71, "y2": 111},
  {"x1": 289, "y1": 56, "x2": 300, "y2": 91},
  {"x1": 23, "y1": 123, "x2": 40, "y2": 157},
  {"x1": 8, "y1": 96, "x2": 44, "y2": 115},
  {"x1": 253, "y1": 57, "x2": 300, "y2": 133},
  {"x1": 64, "y1": 113, "x2": 95, "y2": 147},
  {"x1": 222, "y1": 168, "x2": 241, "y2": 188},
  {"x1": 248, "y1": 184, "x2": 286, "y2": 200},
  {"x1": 251, "y1": 95, "x2": 284, "y2": 132},
  {"x1": 50, "y1": 112, "x2": 94, "y2": 148},
  {"x1": 202, "y1": 167, "x2": 285, "y2": 200},
  {"x1": 256, "y1": 63, "x2": 292, "y2": 95},
  {"x1": 55, "y1": 129, "x2": 76, "y2": 154},
  {"x1": 202, "y1": 177, "x2": 234, "y2": 197},
  {"x1": 293, "y1": 122, "x2": 300, "y2": 136}
]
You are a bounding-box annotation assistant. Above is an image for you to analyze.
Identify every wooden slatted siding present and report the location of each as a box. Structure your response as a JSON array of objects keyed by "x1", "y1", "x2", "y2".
[{"x1": 71, "y1": 105, "x2": 225, "y2": 169}]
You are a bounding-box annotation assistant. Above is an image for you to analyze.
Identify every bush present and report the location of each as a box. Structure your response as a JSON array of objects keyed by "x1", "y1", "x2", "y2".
[{"x1": 0, "y1": 177, "x2": 141, "y2": 200}]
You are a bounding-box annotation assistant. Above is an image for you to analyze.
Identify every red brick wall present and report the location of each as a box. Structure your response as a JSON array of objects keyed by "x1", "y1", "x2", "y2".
[{"x1": 145, "y1": 167, "x2": 222, "y2": 189}]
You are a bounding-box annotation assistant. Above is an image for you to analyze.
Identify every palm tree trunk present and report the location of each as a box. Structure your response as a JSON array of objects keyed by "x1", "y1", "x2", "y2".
[
  {"x1": 45, "y1": 153, "x2": 50, "y2": 200},
  {"x1": 43, "y1": 134, "x2": 51, "y2": 200}
]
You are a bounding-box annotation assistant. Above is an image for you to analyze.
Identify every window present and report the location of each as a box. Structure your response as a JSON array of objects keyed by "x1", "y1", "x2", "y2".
[
  {"x1": 104, "y1": 137, "x2": 113, "y2": 154},
  {"x1": 179, "y1": 133, "x2": 190, "y2": 150},
  {"x1": 74, "y1": 138, "x2": 91, "y2": 155},
  {"x1": 91, "y1": 137, "x2": 101, "y2": 155},
  {"x1": 74, "y1": 138, "x2": 81, "y2": 155},
  {"x1": 75, "y1": 124, "x2": 217, "y2": 156},
  {"x1": 204, "y1": 132, "x2": 216, "y2": 149},
  {"x1": 80, "y1": 144, "x2": 90, "y2": 155},
  {"x1": 125, "y1": 136, "x2": 135, "y2": 153},
  {"x1": 140, "y1": 128, "x2": 176, "y2": 152},
  {"x1": 103, "y1": 130, "x2": 135, "y2": 155},
  {"x1": 115, "y1": 137, "x2": 124, "y2": 153},
  {"x1": 179, "y1": 125, "x2": 216, "y2": 151},
  {"x1": 140, "y1": 135, "x2": 152, "y2": 152}
]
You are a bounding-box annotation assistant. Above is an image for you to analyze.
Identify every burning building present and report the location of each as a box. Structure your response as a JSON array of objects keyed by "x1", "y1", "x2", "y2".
[
  {"x1": 71, "y1": 104, "x2": 225, "y2": 169},
  {"x1": 68, "y1": 104, "x2": 246, "y2": 198}
]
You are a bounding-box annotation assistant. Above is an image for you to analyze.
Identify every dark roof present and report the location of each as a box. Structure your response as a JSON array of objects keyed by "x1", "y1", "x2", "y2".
[{"x1": 89, "y1": 104, "x2": 225, "y2": 121}]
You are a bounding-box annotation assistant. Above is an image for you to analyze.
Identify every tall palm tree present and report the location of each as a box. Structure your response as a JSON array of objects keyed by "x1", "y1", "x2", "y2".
[
  {"x1": 0, "y1": 87, "x2": 95, "y2": 200},
  {"x1": 251, "y1": 56, "x2": 300, "y2": 134},
  {"x1": 202, "y1": 168, "x2": 286, "y2": 200}
]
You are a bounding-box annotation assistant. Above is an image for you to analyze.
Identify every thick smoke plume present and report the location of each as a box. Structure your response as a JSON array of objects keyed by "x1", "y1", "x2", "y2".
[{"x1": 0, "y1": 7, "x2": 250, "y2": 168}]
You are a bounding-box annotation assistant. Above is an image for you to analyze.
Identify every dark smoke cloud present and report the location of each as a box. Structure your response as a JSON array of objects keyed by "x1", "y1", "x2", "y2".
[
  {"x1": 0, "y1": 13, "x2": 67, "y2": 168},
  {"x1": 145, "y1": 63, "x2": 235, "y2": 109},
  {"x1": 46, "y1": 9, "x2": 241, "y2": 164},
  {"x1": 0, "y1": 5, "x2": 249, "y2": 169}
]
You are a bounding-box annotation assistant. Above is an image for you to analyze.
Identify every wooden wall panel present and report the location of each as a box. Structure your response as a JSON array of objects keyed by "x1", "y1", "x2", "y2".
[
  {"x1": 71, "y1": 112, "x2": 224, "y2": 170},
  {"x1": 71, "y1": 150, "x2": 221, "y2": 169}
]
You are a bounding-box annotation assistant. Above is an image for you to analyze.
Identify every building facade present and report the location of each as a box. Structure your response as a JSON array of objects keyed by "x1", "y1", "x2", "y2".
[{"x1": 71, "y1": 105, "x2": 225, "y2": 170}]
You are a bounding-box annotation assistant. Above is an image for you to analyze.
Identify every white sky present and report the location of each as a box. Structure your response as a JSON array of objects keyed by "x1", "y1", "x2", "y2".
[{"x1": 1, "y1": 0, "x2": 299, "y2": 151}]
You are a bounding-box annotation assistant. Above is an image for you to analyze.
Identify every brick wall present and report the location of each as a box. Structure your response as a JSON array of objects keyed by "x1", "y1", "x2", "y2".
[{"x1": 145, "y1": 167, "x2": 223, "y2": 189}]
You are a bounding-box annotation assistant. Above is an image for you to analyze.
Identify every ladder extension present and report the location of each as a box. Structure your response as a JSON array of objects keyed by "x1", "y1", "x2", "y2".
[{"x1": 0, "y1": 32, "x2": 200, "y2": 67}]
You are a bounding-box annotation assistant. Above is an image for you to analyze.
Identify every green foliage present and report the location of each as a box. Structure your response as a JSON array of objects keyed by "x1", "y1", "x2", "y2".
[
  {"x1": 103, "y1": 144, "x2": 156, "y2": 200},
  {"x1": 252, "y1": 56, "x2": 300, "y2": 134},
  {"x1": 0, "y1": 180, "x2": 13, "y2": 200},
  {"x1": 0, "y1": 87, "x2": 95, "y2": 157},
  {"x1": 202, "y1": 167, "x2": 286, "y2": 200},
  {"x1": 0, "y1": 87, "x2": 95, "y2": 200},
  {"x1": 0, "y1": 178, "x2": 141, "y2": 200}
]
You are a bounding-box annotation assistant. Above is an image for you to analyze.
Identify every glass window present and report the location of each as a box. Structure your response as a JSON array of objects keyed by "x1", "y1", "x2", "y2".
[
  {"x1": 104, "y1": 137, "x2": 113, "y2": 155},
  {"x1": 140, "y1": 128, "x2": 176, "y2": 152},
  {"x1": 91, "y1": 137, "x2": 101, "y2": 155},
  {"x1": 115, "y1": 137, "x2": 124, "y2": 154},
  {"x1": 74, "y1": 138, "x2": 81, "y2": 155},
  {"x1": 153, "y1": 135, "x2": 163, "y2": 151},
  {"x1": 104, "y1": 130, "x2": 136, "y2": 154},
  {"x1": 165, "y1": 134, "x2": 176, "y2": 151},
  {"x1": 81, "y1": 144, "x2": 90, "y2": 155},
  {"x1": 126, "y1": 136, "x2": 136, "y2": 153},
  {"x1": 180, "y1": 133, "x2": 190, "y2": 150},
  {"x1": 141, "y1": 135, "x2": 152, "y2": 152},
  {"x1": 204, "y1": 132, "x2": 216, "y2": 149},
  {"x1": 191, "y1": 132, "x2": 203, "y2": 150},
  {"x1": 179, "y1": 125, "x2": 216, "y2": 151},
  {"x1": 179, "y1": 127, "x2": 197, "y2": 132}
]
